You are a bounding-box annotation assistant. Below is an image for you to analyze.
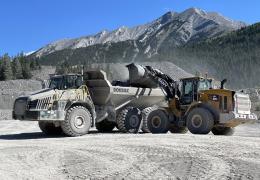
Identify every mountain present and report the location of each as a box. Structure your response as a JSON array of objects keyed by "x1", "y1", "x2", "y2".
[{"x1": 32, "y1": 8, "x2": 245, "y2": 59}]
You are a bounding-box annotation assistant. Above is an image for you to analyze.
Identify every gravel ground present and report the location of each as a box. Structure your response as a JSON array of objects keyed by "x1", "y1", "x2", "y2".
[{"x1": 0, "y1": 121, "x2": 259, "y2": 180}]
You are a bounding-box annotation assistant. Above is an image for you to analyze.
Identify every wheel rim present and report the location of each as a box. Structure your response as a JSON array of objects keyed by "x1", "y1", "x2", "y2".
[
  {"x1": 129, "y1": 115, "x2": 139, "y2": 128},
  {"x1": 191, "y1": 115, "x2": 203, "y2": 128},
  {"x1": 74, "y1": 116, "x2": 85, "y2": 129},
  {"x1": 151, "y1": 116, "x2": 161, "y2": 128}
]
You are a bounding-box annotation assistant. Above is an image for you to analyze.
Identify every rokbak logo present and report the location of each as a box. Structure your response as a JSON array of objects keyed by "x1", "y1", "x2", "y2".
[{"x1": 113, "y1": 88, "x2": 129, "y2": 93}]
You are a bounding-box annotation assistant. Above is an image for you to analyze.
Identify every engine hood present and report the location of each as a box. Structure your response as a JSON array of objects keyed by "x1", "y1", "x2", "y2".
[{"x1": 28, "y1": 88, "x2": 56, "y2": 101}]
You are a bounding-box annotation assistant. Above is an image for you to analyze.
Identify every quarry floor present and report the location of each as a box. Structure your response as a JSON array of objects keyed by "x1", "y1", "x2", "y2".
[{"x1": 0, "y1": 121, "x2": 259, "y2": 180}]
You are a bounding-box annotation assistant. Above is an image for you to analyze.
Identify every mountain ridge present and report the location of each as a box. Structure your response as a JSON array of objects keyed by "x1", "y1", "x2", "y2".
[{"x1": 32, "y1": 8, "x2": 246, "y2": 58}]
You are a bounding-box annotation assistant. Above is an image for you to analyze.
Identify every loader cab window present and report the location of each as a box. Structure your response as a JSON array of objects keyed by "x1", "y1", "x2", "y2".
[
  {"x1": 180, "y1": 79, "x2": 199, "y2": 105},
  {"x1": 181, "y1": 80, "x2": 194, "y2": 105}
]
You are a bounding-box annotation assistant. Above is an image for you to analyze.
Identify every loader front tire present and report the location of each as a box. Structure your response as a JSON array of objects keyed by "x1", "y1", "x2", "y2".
[
  {"x1": 187, "y1": 108, "x2": 214, "y2": 134},
  {"x1": 117, "y1": 107, "x2": 142, "y2": 133},
  {"x1": 61, "y1": 106, "x2": 92, "y2": 137}
]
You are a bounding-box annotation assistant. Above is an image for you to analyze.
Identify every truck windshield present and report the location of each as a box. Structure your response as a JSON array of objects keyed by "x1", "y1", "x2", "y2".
[
  {"x1": 49, "y1": 75, "x2": 83, "y2": 90},
  {"x1": 198, "y1": 79, "x2": 212, "y2": 91},
  {"x1": 49, "y1": 77, "x2": 63, "y2": 90}
]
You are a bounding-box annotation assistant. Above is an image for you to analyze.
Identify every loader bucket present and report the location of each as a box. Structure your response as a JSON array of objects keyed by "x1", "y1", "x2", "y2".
[{"x1": 126, "y1": 63, "x2": 158, "y2": 88}]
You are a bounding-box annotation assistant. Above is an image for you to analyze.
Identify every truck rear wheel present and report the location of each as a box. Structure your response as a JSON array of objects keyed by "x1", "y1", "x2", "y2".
[
  {"x1": 141, "y1": 107, "x2": 158, "y2": 133},
  {"x1": 212, "y1": 126, "x2": 234, "y2": 136},
  {"x1": 187, "y1": 108, "x2": 214, "y2": 134},
  {"x1": 38, "y1": 121, "x2": 63, "y2": 135},
  {"x1": 169, "y1": 125, "x2": 188, "y2": 134},
  {"x1": 147, "y1": 109, "x2": 169, "y2": 134},
  {"x1": 117, "y1": 106, "x2": 142, "y2": 133},
  {"x1": 61, "y1": 106, "x2": 92, "y2": 137},
  {"x1": 96, "y1": 119, "x2": 116, "y2": 133}
]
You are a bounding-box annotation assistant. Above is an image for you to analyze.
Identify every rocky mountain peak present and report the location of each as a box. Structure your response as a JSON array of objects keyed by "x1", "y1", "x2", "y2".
[{"x1": 32, "y1": 8, "x2": 246, "y2": 58}]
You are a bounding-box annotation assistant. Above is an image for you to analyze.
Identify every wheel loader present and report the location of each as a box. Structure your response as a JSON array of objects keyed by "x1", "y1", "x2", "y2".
[
  {"x1": 12, "y1": 65, "x2": 167, "y2": 136},
  {"x1": 137, "y1": 65, "x2": 258, "y2": 135}
]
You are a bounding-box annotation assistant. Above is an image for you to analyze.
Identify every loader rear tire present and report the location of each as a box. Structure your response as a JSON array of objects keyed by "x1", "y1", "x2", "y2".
[
  {"x1": 117, "y1": 106, "x2": 142, "y2": 133},
  {"x1": 61, "y1": 106, "x2": 92, "y2": 137},
  {"x1": 187, "y1": 108, "x2": 214, "y2": 134},
  {"x1": 38, "y1": 121, "x2": 63, "y2": 136},
  {"x1": 141, "y1": 107, "x2": 158, "y2": 133},
  {"x1": 212, "y1": 126, "x2": 234, "y2": 136},
  {"x1": 147, "y1": 109, "x2": 169, "y2": 134},
  {"x1": 169, "y1": 125, "x2": 188, "y2": 134},
  {"x1": 96, "y1": 119, "x2": 116, "y2": 133}
]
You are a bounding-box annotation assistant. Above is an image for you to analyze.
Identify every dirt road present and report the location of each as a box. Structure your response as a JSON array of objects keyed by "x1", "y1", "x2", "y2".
[{"x1": 0, "y1": 121, "x2": 259, "y2": 180}]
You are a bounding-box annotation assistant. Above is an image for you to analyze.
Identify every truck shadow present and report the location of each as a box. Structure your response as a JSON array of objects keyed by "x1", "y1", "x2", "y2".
[
  {"x1": 0, "y1": 130, "x2": 125, "y2": 140},
  {"x1": 0, "y1": 132, "x2": 64, "y2": 140}
]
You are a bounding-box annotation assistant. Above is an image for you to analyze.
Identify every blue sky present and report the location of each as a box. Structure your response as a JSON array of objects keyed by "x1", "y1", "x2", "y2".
[{"x1": 0, "y1": 0, "x2": 260, "y2": 56}]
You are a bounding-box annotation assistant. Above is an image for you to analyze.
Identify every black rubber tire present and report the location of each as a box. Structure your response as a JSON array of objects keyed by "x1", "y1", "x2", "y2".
[
  {"x1": 141, "y1": 107, "x2": 158, "y2": 133},
  {"x1": 96, "y1": 119, "x2": 116, "y2": 133},
  {"x1": 169, "y1": 125, "x2": 188, "y2": 134},
  {"x1": 187, "y1": 108, "x2": 214, "y2": 134},
  {"x1": 117, "y1": 106, "x2": 142, "y2": 133},
  {"x1": 38, "y1": 121, "x2": 63, "y2": 136},
  {"x1": 147, "y1": 109, "x2": 169, "y2": 134},
  {"x1": 212, "y1": 126, "x2": 234, "y2": 136},
  {"x1": 61, "y1": 106, "x2": 92, "y2": 137}
]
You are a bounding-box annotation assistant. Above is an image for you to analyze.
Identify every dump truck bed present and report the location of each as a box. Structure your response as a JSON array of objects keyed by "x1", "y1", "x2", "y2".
[{"x1": 86, "y1": 70, "x2": 167, "y2": 110}]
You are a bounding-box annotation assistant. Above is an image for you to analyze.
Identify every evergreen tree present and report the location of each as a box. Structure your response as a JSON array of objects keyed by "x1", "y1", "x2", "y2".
[
  {"x1": 1, "y1": 54, "x2": 13, "y2": 80},
  {"x1": 12, "y1": 58, "x2": 23, "y2": 79},
  {"x1": 22, "y1": 62, "x2": 32, "y2": 79}
]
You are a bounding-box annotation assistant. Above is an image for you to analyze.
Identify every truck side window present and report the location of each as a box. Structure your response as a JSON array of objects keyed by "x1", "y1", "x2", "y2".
[{"x1": 65, "y1": 76, "x2": 78, "y2": 89}]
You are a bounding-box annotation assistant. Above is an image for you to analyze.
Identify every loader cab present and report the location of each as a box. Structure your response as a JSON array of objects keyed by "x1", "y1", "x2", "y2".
[
  {"x1": 49, "y1": 74, "x2": 83, "y2": 90},
  {"x1": 180, "y1": 77, "x2": 212, "y2": 105}
]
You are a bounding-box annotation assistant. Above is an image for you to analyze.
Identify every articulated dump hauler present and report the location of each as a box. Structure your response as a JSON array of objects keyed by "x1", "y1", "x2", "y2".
[{"x1": 12, "y1": 64, "x2": 167, "y2": 136}]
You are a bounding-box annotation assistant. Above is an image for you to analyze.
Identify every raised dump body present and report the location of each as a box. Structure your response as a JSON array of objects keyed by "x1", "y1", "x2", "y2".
[{"x1": 85, "y1": 70, "x2": 167, "y2": 123}]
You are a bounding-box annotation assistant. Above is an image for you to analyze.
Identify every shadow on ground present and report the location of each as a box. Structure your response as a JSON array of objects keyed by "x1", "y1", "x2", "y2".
[{"x1": 0, "y1": 130, "x2": 126, "y2": 140}]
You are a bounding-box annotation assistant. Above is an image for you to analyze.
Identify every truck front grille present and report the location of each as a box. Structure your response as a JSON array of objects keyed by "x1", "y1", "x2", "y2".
[
  {"x1": 28, "y1": 97, "x2": 52, "y2": 110},
  {"x1": 28, "y1": 100, "x2": 38, "y2": 109}
]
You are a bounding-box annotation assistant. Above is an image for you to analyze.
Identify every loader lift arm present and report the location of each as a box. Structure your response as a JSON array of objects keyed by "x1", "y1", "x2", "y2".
[{"x1": 144, "y1": 66, "x2": 179, "y2": 100}]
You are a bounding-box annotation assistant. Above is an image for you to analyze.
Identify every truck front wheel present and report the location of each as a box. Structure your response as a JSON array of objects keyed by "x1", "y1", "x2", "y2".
[
  {"x1": 61, "y1": 106, "x2": 92, "y2": 137},
  {"x1": 38, "y1": 121, "x2": 63, "y2": 136},
  {"x1": 187, "y1": 108, "x2": 214, "y2": 134}
]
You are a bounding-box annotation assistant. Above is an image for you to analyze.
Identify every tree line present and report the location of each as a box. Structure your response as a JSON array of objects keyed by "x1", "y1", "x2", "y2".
[{"x1": 0, "y1": 53, "x2": 41, "y2": 81}]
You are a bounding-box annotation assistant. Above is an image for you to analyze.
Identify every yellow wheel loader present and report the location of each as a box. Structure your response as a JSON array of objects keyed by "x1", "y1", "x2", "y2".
[{"x1": 133, "y1": 64, "x2": 258, "y2": 135}]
